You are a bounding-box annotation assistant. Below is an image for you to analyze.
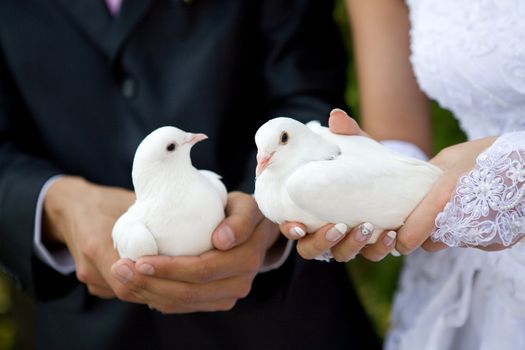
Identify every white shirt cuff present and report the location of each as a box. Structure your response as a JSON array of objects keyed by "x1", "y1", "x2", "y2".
[
  {"x1": 33, "y1": 175, "x2": 76, "y2": 275},
  {"x1": 380, "y1": 139, "x2": 429, "y2": 161},
  {"x1": 259, "y1": 238, "x2": 294, "y2": 273}
]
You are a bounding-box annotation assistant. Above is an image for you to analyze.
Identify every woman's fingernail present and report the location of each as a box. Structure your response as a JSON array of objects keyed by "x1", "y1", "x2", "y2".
[
  {"x1": 391, "y1": 249, "x2": 401, "y2": 257},
  {"x1": 355, "y1": 223, "x2": 374, "y2": 242},
  {"x1": 217, "y1": 225, "x2": 235, "y2": 249},
  {"x1": 383, "y1": 231, "x2": 397, "y2": 247},
  {"x1": 115, "y1": 265, "x2": 133, "y2": 284},
  {"x1": 289, "y1": 226, "x2": 306, "y2": 238},
  {"x1": 137, "y1": 263, "x2": 155, "y2": 276},
  {"x1": 330, "y1": 108, "x2": 348, "y2": 116},
  {"x1": 326, "y1": 223, "x2": 348, "y2": 242}
]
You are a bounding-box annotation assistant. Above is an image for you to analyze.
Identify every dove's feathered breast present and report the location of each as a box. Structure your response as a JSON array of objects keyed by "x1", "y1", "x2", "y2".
[
  {"x1": 132, "y1": 167, "x2": 226, "y2": 256},
  {"x1": 112, "y1": 126, "x2": 226, "y2": 260},
  {"x1": 255, "y1": 172, "x2": 323, "y2": 230},
  {"x1": 254, "y1": 118, "x2": 442, "y2": 237},
  {"x1": 254, "y1": 118, "x2": 341, "y2": 230}
]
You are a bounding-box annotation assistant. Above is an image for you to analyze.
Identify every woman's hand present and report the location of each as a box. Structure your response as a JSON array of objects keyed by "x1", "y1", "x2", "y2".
[
  {"x1": 396, "y1": 136, "x2": 498, "y2": 254},
  {"x1": 279, "y1": 109, "x2": 398, "y2": 262}
]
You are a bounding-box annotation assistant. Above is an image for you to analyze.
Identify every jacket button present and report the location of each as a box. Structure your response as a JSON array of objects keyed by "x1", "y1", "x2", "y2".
[{"x1": 122, "y1": 78, "x2": 137, "y2": 99}]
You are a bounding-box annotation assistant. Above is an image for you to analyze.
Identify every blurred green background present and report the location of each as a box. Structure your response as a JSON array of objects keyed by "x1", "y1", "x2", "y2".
[
  {"x1": 333, "y1": 0, "x2": 465, "y2": 342},
  {"x1": 0, "y1": 2, "x2": 466, "y2": 349}
]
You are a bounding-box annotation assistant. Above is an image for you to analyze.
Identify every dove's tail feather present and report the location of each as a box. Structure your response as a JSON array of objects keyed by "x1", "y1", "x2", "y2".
[{"x1": 112, "y1": 211, "x2": 158, "y2": 261}]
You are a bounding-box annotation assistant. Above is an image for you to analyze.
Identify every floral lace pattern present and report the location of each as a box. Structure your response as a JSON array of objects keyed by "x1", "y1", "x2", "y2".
[
  {"x1": 407, "y1": 0, "x2": 525, "y2": 141},
  {"x1": 385, "y1": 1, "x2": 525, "y2": 349},
  {"x1": 432, "y1": 132, "x2": 525, "y2": 247}
]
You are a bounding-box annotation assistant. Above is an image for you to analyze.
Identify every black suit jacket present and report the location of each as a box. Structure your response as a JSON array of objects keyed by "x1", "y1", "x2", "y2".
[{"x1": 0, "y1": 0, "x2": 379, "y2": 349}]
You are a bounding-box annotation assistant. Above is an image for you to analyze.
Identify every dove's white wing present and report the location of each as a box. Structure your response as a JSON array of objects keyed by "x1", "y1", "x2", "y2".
[
  {"x1": 199, "y1": 170, "x2": 227, "y2": 207},
  {"x1": 285, "y1": 154, "x2": 435, "y2": 230},
  {"x1": 112, "y1": 211, "x2": 158, "y2": 261},
  {"x1": 306, "y1": 120, "x2": 322, "y2": 132}
]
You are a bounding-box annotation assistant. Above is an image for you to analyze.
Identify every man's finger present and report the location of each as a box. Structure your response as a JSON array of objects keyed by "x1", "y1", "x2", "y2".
[
  {"x1": 96, "y1": 243, "x2": 126, "y2": 292},
  {"x1": 87, "y1": 284, "x2": 116, "y2": 299},
  {"x1": 147, "y1": 297, "x2": 239, "y2": 314},
  {"x1": 212, "y1": 192, "x2": 263, "y2": 250},
  {"x1": 134, "y1": 254, "x2": 234, "y2": 283},
  {"x1": 134, "y1": 242, "x2": 262, "y2": 284},
  {"x1": 121, "y1": 272, "x2": 254, "y2": 308}
]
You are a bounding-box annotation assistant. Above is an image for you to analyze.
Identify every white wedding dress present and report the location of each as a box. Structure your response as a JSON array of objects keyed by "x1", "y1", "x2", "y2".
[{"x1": 385, "y1": 1, "x2": 525, "y2": 349}]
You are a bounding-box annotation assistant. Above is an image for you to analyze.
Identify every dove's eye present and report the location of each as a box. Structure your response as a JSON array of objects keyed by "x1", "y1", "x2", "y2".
[
  {"x1": 280, "y1": 131, "x2": 289, "y2": 145},
  {"x1": 166, "y1": 143, "x2": 176, "y2": 152}
]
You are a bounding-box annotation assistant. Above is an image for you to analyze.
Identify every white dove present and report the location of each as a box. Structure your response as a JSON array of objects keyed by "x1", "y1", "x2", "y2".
[
  {"x1": 253, "y1": 117, "x2": 442, "y2": 243},
  {"x1": 112, "y1": 126, "x2": 227, "y2": 261}
]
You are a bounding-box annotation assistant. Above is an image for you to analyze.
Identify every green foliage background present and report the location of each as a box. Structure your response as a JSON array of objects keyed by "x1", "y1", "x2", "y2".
[
  {"x1": 0, "y1": 277, "x2": 14, "y2": 350},
  {"x1": 0, "y1": 2, "x2": 467, "y2": 349}
]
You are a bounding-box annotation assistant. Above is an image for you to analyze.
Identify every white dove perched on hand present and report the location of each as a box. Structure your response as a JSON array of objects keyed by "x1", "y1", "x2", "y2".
[
  {"x1": 253, "y1": 117, "x2": 442, "y2": 243},
  {"x1": 112, "y1": 126, "x2": 227, "y2": 261}
]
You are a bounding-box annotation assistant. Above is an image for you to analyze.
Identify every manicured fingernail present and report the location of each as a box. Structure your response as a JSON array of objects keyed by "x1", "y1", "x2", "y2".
[
  {"x1": 391, "y1": 249, "x2": 401, "y2": 257},
  {"x1": 330, "y1": 108, "x2": 348, "y2": 116},
  {"x1": 383, "y1": 231, "x2": 397, "y2": 247},
  {"x1": 290, "y1": 226, "x2": 306, "y2": 238},
  {"x1": 217, "y1": 225, "x2": 235, "y2": 249},
  {"x1": 355, "y1": 223, "x2": 374, "y2": 242},
  {"x1": 115, "y1": 265, "x2": 133, "y2": 284},
  {"x1": 137, "y1": 263, "x2": 155, "y2": 276},
  {"x1": 326, "y1": 223, "x2": 348, "y2": 242}
]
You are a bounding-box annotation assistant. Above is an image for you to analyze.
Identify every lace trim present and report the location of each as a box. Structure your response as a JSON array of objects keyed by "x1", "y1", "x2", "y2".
[
  {"x1": 432, "y1": 132, "x2": 525, "y2": 247},
  {"x1": 314, "y1": 250, "x2": 334, "y2": 262}
]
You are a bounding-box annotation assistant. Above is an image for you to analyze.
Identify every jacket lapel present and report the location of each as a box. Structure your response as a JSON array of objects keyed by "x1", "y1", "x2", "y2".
[
  {"x1": 54, "y1": 0, "x2": 155, "y2": 60},
  {"x1": 54, "y1": 0, "x2": 113, "y2": 56},
  {"x1": 108, "y1": 0, "x2": 155, "y2": 58}
]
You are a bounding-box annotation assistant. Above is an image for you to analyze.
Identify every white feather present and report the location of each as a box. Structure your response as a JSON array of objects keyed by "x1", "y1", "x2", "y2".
[
  {"x1": 112, "y1": 126, "x2": 226, "y2": 260},
  {"x1": 199, "y1": 170, "x2": 228, "y2": 207},
  {"x1": 112, "y1": 211, "x2": 158, "y2": 261},
  {"x1": 254, "y1": 117, "x2": 442, "y2": 243}
]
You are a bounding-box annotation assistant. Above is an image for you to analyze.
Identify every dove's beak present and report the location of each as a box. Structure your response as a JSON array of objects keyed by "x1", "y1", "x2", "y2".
[
  {"x1": 256, "y1": 151, "x2": 274, "y2": 177},
  {"x1": 185, "y1": 133, "x2": 208, "y2": 146}
]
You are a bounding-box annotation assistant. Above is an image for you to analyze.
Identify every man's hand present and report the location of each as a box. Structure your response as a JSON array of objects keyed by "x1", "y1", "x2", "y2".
[
  {"x1": 279, "y1": 109, "x2": 397, "y2": 262},
  {"x1": 43, "y1": 176, "x2": 135, "y2": 298},
  {"x1": 110, "y1": 192, "x2": 280, "y2": 313}
]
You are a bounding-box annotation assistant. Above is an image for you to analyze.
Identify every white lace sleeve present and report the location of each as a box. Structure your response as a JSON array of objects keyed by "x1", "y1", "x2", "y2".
[{"x1": 432, "y1": 132, "x2": 525, "y2": 247}]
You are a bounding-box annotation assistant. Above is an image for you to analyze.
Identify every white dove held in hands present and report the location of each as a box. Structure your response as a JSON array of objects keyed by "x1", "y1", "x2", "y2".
[
  {"x1": 112, "y1": 126, "x2": 227, "y2": 261},
  {"x1": 253, "y1": 117, "x2": 442, "y2": 243}
]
